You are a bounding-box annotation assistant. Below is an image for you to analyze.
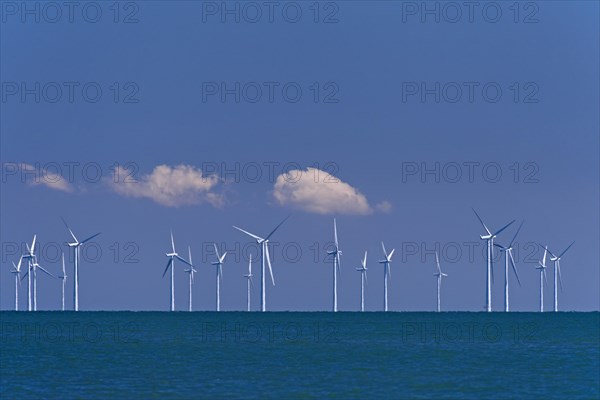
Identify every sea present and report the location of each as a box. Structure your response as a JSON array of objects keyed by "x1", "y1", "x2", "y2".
[{"x1": 1, "y1": 312, "x2": 598, "y2": 399}]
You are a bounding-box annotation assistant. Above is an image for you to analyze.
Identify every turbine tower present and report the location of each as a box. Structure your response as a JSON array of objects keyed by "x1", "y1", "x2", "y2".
[
  {"x1": 379, "y1": 242, "x2": 395, "y2": 312},
  {"x1": 183, "y1": 247, "x2": 197, "y2": 312},
  {"x1": 355, "y1": 251, "x2": 368, "y2": 312},
  {"x1": 10, "y1": 258, "x2": 22, "y2": 311},
  {"x1": 233, "y1": 215, "x2": 289, "y2": 312},
  {"x1": 244, "y1": 255, "x2": 254, "y2": 312},
  {"x1": 211, "y1": 243, "x2": 227, "y2": 311},
  {"x1": 58, "y1": 253, "x2": 67, "y2": 311},
  {"x1": 326, "y1": 219, "x2": 342, "y2": 312},
  {"x1": 546, "y1": 241, "x2": 575, "y2": 312},
  {"x1": 61, "y1": 218, "x2": 101, "y2": 311},
  {"x1": 20, "y1": 235, "x2": 37, "y2": 311},
  {"x1": 494, "y1": 221, "x2": 524, "y2": 312},
  {"x1": 434, "y1": 252, "x2": 448, "y2": 312},
  {"x1": 536, "y1": 245, "x2": 549, "y2": 312},
  {"x1": 472, "y1": 209, "x2": 515, "y2": 312},
  {"x1": 162, "y1": 231, "x2": 193, "y2": 312},
  {"x1": 22, "y1": 255, "x2": 55, "y2": 311}
]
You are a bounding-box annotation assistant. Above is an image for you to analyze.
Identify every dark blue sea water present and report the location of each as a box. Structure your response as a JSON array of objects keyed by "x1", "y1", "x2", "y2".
[{"x1": 1, "y1": 312, "x2": 598, "y2": 399}]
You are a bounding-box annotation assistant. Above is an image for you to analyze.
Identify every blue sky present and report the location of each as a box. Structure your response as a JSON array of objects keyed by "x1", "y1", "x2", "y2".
[{"x1": 1, "y1": 1, "x2": 598, "y2": 311}]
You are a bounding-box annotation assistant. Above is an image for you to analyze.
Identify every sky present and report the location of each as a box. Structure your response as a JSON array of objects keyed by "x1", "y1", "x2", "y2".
[{"x1": 1, "y1": 1, "x2": 598, "y2": 311}]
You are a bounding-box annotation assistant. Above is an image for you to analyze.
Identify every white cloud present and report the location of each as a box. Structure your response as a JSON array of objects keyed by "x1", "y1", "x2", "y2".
[
  {"x1": 19, "y1": 163, "x2": 74, "y2": 193},
  {"x1": 273, "y1": 167, "x2": 383, "y2": 215},
  {"x1": 109, "y1": 164, "x2": 223, "y2": 207},
  {"x1": 376, "y1": 201, "x2": 392, "y2": 213}
]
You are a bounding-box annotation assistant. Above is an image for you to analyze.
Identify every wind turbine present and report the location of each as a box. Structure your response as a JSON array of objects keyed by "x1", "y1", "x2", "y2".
[
  {"x1": 472, "y1": 209, "x2": 515, "y2": 312},
  {"x1": 326, "y1": 219, "x2": 342, "y2": 312},
  {"x1": 434, "y1": 252, "x2": 448, "y2": 312},
  {"x1": 22, "y1": 255, "x2": 55, "y2": 311},
  {"x1": 379, "y1": 242, "x2": 395, "y2": 312},
  {"x1": 536, "y1": 245, "x2": 549, "y2": 312},
  {"x1": 355, "y1": 251, "x2": 368, "y2": 312},
  {"x1": 183, "y1": 247, "x2": 197, "y2": 312},
  {"x1": 494, "y1": 221, "x2": 523, "y2": 312},
  {"x1": 61, "y1": 217, "x2": 101, "y2": 311},
  {"x1": 162, "y1": 231, "x2": 193, "y2": 312},
  {"x1": 10, "y1": 257, "x2": 22, "y2": 311},
  {"x1": 244, "y1": 255, "x2": 255, "y2": 312},
  {"x1": 233, "y1": 215, "x2": 289, "y2": 312},
  {"x1": 545, "y1": 241, "x2": 575, "y2": 312},
  {"x1": 58, "y1": 253, "x2": 67, "y2": 311},
  {"x1": 21, "y1": 235, "x2": 37, "y2": 311},
  {"x1": 211, "y1": 243, "x2": 227, "y2": 311}
]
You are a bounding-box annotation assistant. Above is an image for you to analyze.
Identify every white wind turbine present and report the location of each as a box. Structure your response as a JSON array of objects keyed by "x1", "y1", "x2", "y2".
[
  {"x1": 162, "y1": 231, "x2": 193, "y2": 312},
  {"x1": 58, "y1": 253, "x2": 67, "y2": 311},
  {"x1": 244, "y1": 255, "x2": 255, "y2": 312},
  {"x1": 355, "y1": 251, "x2": 368, "y2": 312},
  {"x1": 494, "y1": 221, "x2": 523, "y2": 312},
  {"x1": 472, "y1": 209, "x2": 515, "y2": 312},
  {"x1": 536, "y1": 245, "x2": 549, "y2": 312},
  {"x1": 212, "y1": 243, "x2": 227, "y2": 311},
  {"x1": 183, "y1": 247, "x2": 197, "y2": 312},
  {"x1": 379, "y1": 242, "x2": 395, "y2": 312},
  {"x1": 10, "y1": 257, "x2": 22, "y2": 311},
  {"x1": 21, "y1": 235, "x2": 37, "y2": 311},
  {"x1": 327, "y1": 219, "x2": 342, "y2": 312},
  {"x1": 22, "y1": 254, "x2": 55, "y2": 311},
  {"x1": 434, "y1": 252, "x2": 448, "y2": 312},
  {"x1": 545, "y1": 241, "x2": 575, "y2": 312},
  {"x1": 61, "y1": 218, "x2": 101, "y2": 311},
  {"x1": 233, "y1": 216, "x2": 289, "y2": 312}
]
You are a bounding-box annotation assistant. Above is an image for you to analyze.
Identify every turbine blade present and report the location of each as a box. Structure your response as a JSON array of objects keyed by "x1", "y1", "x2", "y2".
[
  {"x1": 362, "y1": 251, "x2": 367, "y2": 268},
  {"x1": 381, "y1": 242, "x2": 388, "y2": 258},
  {"x1": 249, "y1": 276, "x2": 255, "y2": 290},
  {"x1": 17, "y1": 256, "x2": 22, "y2": 272},
  {"x1": 265, "y1": 215, "x2": 291, "y2": 241},
  {"x1": 540, "y1": 244, "x2": 557, "y2": 259},
  {"x1": 62, "y1": 253, "x2": 65, "y2": 275},
  {"x1": 265, "y1": 245, "x2": 275, "y2": 286},
  {"x1": 213, "y1": 243, "x2": 221, "y2": 260},
  {"x1": 220, "y1": 252, "x2": 227, "y2": 263},
  {"x1": 333, "y1": 218, "x2": 338, "y2": 248},
  {"x1": 219, "y1": 264, "x2": 223, "y2": 281},
  {"x1": 170, "y1": 230, "x2": 176, "y2": 253},
  {"x1": 233, "y1": 226, "x2": 263, "y2": 241},
  {"x1": 364, "y1": 270, "x2": 368, "y2": 286},
  {"x1": 61, "y1": 217, "x2": 78, "y2": 242},
  {"x1": 21, "y1": 270, "x2": 29, "y2": 281},
  {"x1": 542, "y1": 245, "x2": 548, "y2": 265},
  {"x1": 37, "y1": 265, "x2": 56, "y2": 278},
  {"x1": 188, "y1": 246, "x2": 193, "y2": 266},
  {"x1": 543, "y1": 269, "x2": 548, "y2": 287},
  {"x1": 80, "y1": 232, "x2": 101, "y2": 244},
  {"x1": 472, "y1": 208, "x2": 492, "y2": 235},
  {"x1": 493, "y1": 220, "x2": 515, "y2": 236},
  {"x1": 509, "y1": 251, "x2": 521, "y2": 287},
  {"x1": 388, "y1": 249, "x2": 395, "y2": 260},
  {"x1": 176, "y1": 255, "x2": 192, "y2": 267},
  {"x1": 162, "y1": 258, "x2": 173, "y2": 278},
  {"x1": 558, "y1": 241, "x2": 575, "y2": 259},
  {"x1": 336, "y1": 253, "x2": 341, "y2": 282},
  {"x1": 435, "y1": 252, "x2": 441, "y2": 274},
  {"x1": 31, "y1": 235, "x2": 37, "y2": 254},
  {"x1": 508, "y1": 220, "x2": 524, "y2": 248}
]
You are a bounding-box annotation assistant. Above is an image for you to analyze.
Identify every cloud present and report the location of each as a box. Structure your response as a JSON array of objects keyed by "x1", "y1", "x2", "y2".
[
  {"x1": 375, "y1": 201, "x2": 392, "y2": 213},
  {"x1": 273, "y1": 167, "x2": 384, "y2": 215},
  {"x1": 108, "y1": 164, "x2": 223, "y2": 207},
  {"x1": 18, "y1": 163, "x2": 74, "y2": 193}
]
